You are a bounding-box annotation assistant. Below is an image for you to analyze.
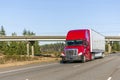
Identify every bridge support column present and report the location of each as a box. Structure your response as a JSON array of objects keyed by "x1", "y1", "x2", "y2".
[
  {"x1": 30, "y1": 41, "x2": 35, "y2": 57},
  {"x1": 108, "y1": 43, "x2": 112, "y2": 53},
  {"x1": 27, "y1": 42, "x2": 30, "y2": 56},
  {"x1": 31, "y1": 45, "x2": 34, "y2": 57},
  {"x1": 107, "y1": 40, "x2": 112, "y2": 54}
]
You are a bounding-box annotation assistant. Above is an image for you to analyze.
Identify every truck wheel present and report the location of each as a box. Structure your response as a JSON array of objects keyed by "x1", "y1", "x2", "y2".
[
  {"x1": 81, "y1": 55, "x2": 86, "y2": 63},
  {"x1": 60, "y1": 60, "x2": 67, "y2": 64},
  {"x1": 101, "y1": 53, "x2": 105, "y2": 58}
]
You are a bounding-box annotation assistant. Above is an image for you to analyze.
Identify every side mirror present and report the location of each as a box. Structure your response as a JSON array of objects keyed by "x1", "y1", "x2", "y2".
[{"x1": 84, "y1": 41, "x2": 88, "y2": 47}]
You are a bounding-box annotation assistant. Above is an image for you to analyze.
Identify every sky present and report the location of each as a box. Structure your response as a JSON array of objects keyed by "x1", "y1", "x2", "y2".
[{"x1": 0, "y1": 0, "x2": 120, "y2": 36}]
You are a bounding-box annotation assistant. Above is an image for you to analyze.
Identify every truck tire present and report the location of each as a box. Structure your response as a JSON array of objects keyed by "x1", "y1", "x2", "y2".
[
  {"x1": 81, "y1": 55, "x2": 86, "y2": 63},
  {"x1": 101, "y1": 53, "x2": 105, "y2": 58},
  {"x1": 60, "y1": 60, "x2": 67, "y2": 64}
]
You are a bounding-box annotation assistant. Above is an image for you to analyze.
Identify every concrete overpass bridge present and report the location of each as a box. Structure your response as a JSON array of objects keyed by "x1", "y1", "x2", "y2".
[
  {"x1": 0, "y1": 36, "x2": 118, "y2": 41},
  {"x1": 0, "y1": 36, "x2": 66, "y2": 57},
  {"x1": 0, "y1": 36, "x2": 66, "y2": 41},
  {"x1": 0, "y1": 36, "x2": 119, "y2": 56},
  {"x1": 105, "y1": 36, "x2": 120, "y2": 53}
]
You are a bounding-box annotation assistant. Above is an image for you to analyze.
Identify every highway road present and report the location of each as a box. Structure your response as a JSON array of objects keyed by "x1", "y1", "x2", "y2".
[{"x1": 0, "y1": 53, "x2": 120, "y2": 80}]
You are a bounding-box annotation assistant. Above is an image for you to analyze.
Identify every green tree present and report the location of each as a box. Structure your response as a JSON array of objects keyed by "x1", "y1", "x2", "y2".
[
  {"x1": 23, "y1": 29, "x2": 27, "y2": 36},
  {"x1": 23, "y1": 29, "x2": 35, "y2": 36},
  {"x1": 34, "y1": 41, "x2": 40, "y2": 54},
  {"x1": 0, "y1": 26, "x2": 7, "y2": 54},
  {"x1": 40, "y1": 43, "x2": 65, "y2": 57},
  {"x1": 12, "y1": 32, "x2": 17, "y2": 36},
  {"x1": 0, "y1": 26, "x2": 6, "y2": 36},
  {"x1": 112, "y1": 41, "x2": 120, "y2": 52},
  {"x1": 0, "y1": 28, "x2": 40, "y2": 56}
]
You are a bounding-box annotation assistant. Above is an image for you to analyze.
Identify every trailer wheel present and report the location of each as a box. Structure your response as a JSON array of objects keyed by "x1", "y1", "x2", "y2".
[
  {"x1": 81, "y1": 55, "x2": 86, "y2": 63},
  {"x1": 91, "y1": 53, "x2": 95, "y2": 60},
  {"x1": 101, "y1": 53, "x2": 105, "y2": 58}
]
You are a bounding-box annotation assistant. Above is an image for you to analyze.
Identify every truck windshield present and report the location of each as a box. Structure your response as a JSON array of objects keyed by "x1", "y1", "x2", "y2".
[{"x1": 66, "y1": 40, "x2": 84, "y2": 46}]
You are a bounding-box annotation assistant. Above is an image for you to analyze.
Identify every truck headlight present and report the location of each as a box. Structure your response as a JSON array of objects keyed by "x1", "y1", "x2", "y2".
[{"x1": 61, "y1": 53, "x2": 65, "y2": 56}]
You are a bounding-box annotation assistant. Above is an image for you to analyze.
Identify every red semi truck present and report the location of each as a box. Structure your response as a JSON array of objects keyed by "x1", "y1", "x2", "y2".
[{"x1": 61, "y1": 29, "x2": 105, "y2": 63}]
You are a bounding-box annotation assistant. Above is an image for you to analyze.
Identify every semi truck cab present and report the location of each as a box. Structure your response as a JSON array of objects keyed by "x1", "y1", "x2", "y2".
[{"x1": 61, "y1": 29, "x2": 105, "y2": 63}]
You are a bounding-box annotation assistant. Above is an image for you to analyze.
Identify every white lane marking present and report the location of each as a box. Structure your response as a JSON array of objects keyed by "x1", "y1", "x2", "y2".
[
  {"x1": 107, "y1": 77, "x2": 112, "y2": 80},
  {"x1": 0, "y1": 63, "x2": 59, "y2": 74},
  {"x1": 26, "y1": 79, "x2": 29, "y2": 80},
  {"x1": 73, "y1": 64, "x2": 81, "y2": 68}
]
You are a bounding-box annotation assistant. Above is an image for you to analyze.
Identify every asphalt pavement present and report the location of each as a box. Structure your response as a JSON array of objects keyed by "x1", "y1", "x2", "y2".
[{"x1": 0, "y1": 53, "x2": 120, "y2": 80}]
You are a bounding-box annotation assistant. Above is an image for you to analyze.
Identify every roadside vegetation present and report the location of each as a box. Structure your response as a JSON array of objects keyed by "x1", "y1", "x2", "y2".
[
  {"x1": 0, "y1": 26, "x2": 64, "y2": 65},
  {"x1": 105, "y1": 41, "x2": 120, "y2": 53}
]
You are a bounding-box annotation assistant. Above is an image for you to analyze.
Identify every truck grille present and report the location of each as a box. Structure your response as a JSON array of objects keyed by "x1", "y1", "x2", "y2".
[{"x1": 65, "y1": 49, "x2": 78, "y2": 56}]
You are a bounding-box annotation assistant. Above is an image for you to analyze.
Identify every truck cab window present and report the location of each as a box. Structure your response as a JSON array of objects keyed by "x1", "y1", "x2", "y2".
[
  {"x1": 75, "y1": 40, "x2": 83, "y2": 45},
  {"x1": 66, "y1": 40, "x2": 83, "y2": 46}
]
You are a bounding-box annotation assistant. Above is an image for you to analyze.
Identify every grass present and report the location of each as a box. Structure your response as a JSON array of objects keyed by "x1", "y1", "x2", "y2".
[{"x1": 0, "y1": 55, "x2": 60, "y2": 68}]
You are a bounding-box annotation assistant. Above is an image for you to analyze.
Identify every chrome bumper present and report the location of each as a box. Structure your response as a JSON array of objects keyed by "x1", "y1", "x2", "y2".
[{"x1": 62, "y1": 55, "x2": 82, "y2": 61}]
